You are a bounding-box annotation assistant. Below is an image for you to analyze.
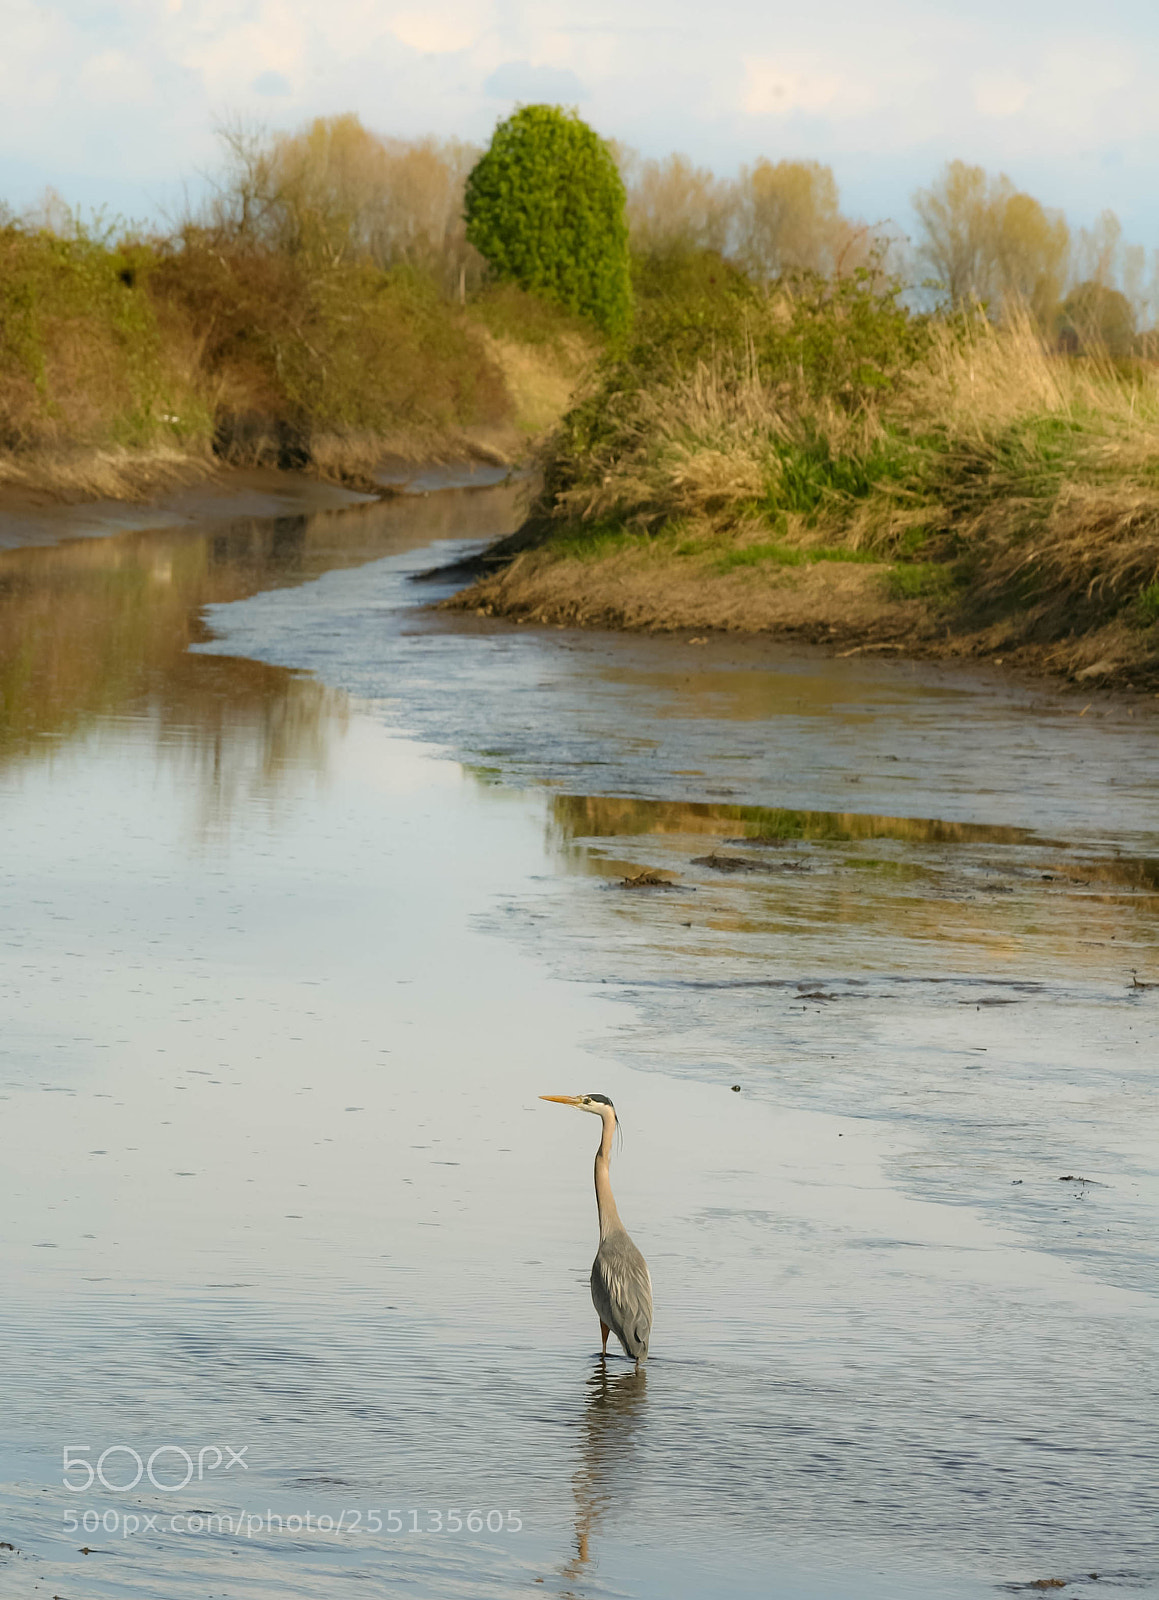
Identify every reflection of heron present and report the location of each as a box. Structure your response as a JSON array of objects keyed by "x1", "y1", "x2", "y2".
[
  {"x1": 562, "y1": 1364, "x2": 648, "y2": 1592},
  {"x1": 540, "y1": 1094, "x2": 653, "y2": 1365}
]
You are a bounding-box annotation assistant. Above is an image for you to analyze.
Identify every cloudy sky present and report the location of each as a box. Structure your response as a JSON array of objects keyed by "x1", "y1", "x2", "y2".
[{"x1": 4, "y1": 0, "x2": 1159, "y2": 241}]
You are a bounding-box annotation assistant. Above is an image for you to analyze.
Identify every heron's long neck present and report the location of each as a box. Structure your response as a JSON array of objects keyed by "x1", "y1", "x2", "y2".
[{"x1": 594, "y1": 1111, "x2": 623, "y2": 1240}]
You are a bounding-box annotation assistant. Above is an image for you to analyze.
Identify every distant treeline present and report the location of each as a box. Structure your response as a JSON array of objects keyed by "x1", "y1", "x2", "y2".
[
  {"x1": 182, "y1": 116, "x2": 1159, "y2": 348},
  {"x1": 2, "y1": 111, "x2": 1158, "y2": 494},
  {"x1": 626, "y1": 153, "x2": 1156, "y2": 354},
  {"x1": 14, "y1": 113, "x2": 1156, "y2": 337}
]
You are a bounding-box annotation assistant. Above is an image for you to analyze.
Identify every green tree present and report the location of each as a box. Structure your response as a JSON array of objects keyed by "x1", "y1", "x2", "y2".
[
  {"x1": 464, "y1": 105, "x2": 631, "y2": 334},
  {"x1": 1059, "y1": 281, "x2": 1136, "y2": 355},
  {"x1": 992, "y1": 190, "x2": 1069, "y2": 324}
]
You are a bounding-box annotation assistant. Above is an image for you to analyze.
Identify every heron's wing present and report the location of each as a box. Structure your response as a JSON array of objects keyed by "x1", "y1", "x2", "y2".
[{"x1": 591, "y1": 1232, "x2": 653, "y2": 1359}]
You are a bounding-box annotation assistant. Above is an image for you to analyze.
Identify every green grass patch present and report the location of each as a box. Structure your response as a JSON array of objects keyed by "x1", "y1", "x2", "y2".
[
  {"x1": 886, "y1": 561, "x2": 959, "y2": 600},
  {"x1": 896, "y1": 524, "x2": 934, "y2": 557},
  {"x1": 753, "y1": 431, "x2": 930, "y2": 527},
  {"x1": 714, "y1": 541, "x2": 883, "y2": 574},
  {"x1": 547, "y1": 521, "x2": 892, "y2": 573},
  {"x1": 1136, "y1": 581, "x2": 1159, "y2": 626},
  {"x1": 940, "y1": 412, "x2": 1102, "y2": 514},
  {"x1": 549, "y1": 522, "x2": 656, "y2": 561}
]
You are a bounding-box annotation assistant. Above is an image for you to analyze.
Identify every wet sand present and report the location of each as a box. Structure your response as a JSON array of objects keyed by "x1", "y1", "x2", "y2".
[{"x1": 0, "y1": 484, "x2": 1156, "y2": 1599}]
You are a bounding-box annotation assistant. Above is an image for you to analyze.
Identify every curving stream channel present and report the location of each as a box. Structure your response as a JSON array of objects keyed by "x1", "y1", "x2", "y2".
[{"x1": 1, "y1": 474, "x2": 1157, "y2": 1600}]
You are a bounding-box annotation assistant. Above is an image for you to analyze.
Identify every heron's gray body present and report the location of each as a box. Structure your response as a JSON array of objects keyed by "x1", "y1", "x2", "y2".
[
  {"x1": 540, "y1": 1090, "x2": 653, "y2": 1366},
  {"x1": 591, "y1": 1228, "x2": 653, "y2": 1362}
]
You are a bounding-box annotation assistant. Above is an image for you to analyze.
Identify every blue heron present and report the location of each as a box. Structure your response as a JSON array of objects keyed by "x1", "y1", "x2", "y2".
[{"x1": 540, "y1": 1094, "x2": 653, "y2": 1365}]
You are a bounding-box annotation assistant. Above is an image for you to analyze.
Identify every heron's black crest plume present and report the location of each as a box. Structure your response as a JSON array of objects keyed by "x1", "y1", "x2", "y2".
[{"x1": 589, "y1": 1093, "x2": 621, "y2": 1146}]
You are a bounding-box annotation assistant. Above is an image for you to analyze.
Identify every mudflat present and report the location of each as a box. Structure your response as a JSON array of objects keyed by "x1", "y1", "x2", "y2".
[{"x1": 1, "y1": 481, "x2": 1155, "y2": 1600}]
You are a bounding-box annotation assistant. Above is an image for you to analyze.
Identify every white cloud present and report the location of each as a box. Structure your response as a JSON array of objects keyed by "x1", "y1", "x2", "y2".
[
  {"x1": 391, "y1": 5, "x2": 483, "y2": 54},
  {"x1": 972, "y1": 41, "x2": 1134, "y2": 136},
  {"x1": 973, "y1": 72, "x2": 1032, "y2": 119},
  {"x1": 181, "y1": 1, "x2": 308, "y2": 96},
  {"x1": 0, "y1": 0, "x2": 68, "y2": 111},
  {"x1": 2, "y1": 0, "x2": 1159, "y2": 238},
  {"x1": 78, "y1": 48, "x2": 158, "y2": 106}
]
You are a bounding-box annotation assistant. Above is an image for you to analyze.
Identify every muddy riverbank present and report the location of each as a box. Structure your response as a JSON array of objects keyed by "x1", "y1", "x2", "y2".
[
  {"x1": 442, "y1": 525, "x2": 1159, "y2": 693},
  {"x1": 0, "y1": 459, "x2": 527, "y2": 552},
  {"x1": 9, "y1": 454, "x2": 1156, "y2": 698}
]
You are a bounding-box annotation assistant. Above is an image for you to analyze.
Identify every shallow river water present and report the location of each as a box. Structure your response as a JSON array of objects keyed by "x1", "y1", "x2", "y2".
[{"x1": 1, "y1": 479, "x2": 1157, "y2": 1600}]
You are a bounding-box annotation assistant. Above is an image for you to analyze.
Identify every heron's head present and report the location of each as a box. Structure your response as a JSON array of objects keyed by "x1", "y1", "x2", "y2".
[{"x1": 540, "y1": 1093, "x2": 615, "y2": 1118}]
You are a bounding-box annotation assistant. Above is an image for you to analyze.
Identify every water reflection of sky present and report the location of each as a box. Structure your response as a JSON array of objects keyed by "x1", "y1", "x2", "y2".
[{"x1": 1, "y1": 488, "x2": 1157, "y2": 1599}]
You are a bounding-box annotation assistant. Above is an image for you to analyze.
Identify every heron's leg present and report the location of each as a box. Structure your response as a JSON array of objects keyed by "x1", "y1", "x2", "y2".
[{"x1": 600, "y1": 1321, "x2": 610, "y2": 1357}]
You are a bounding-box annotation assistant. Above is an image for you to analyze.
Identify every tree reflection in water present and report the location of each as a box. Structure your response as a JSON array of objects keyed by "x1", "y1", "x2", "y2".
[{"x1": 0, "y1": 483, "x2": 526, "y2": 834}]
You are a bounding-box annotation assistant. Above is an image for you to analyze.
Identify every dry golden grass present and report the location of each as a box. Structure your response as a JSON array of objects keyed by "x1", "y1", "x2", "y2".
[
  {"x1": 451, "y1": 301, "x2": 1159, "y2": 685},
  {"x1": 453, "y1": 540, "x2": 909, "y2": 636},
  {"x1": 307, "y1": 423, "x2": 526, "y2": 489},
  {"x1": 553, "y1": 355, "x2": 779, "y2": 526},
  {"x1": 0, "y1": 444, "x2": 214, "y2": 503},
  {"x1": 478, "y1": 329, "x2": 595, "y2": 437},
  {"x1": 913, "y1": 311, "x2": 1159, "y2": 437}
]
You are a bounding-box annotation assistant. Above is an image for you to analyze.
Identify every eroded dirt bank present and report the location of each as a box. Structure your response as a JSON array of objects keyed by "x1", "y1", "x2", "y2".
[
  {"x1": 0, "y1": 459, "x2": 527, "y2": 552},
  {"x1": 443, "y1": 534, "x2": 1159, "y2": 693}
]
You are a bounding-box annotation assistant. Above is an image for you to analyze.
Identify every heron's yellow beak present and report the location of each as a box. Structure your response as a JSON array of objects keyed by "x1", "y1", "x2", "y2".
[{"x1": 540, "y1": 1094, "x2": 581, "y2": 1105}]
